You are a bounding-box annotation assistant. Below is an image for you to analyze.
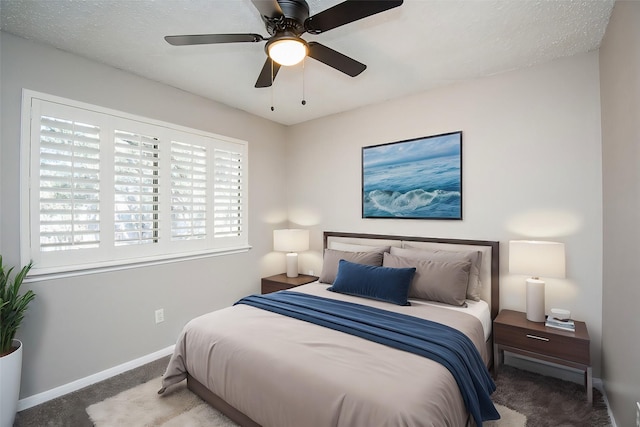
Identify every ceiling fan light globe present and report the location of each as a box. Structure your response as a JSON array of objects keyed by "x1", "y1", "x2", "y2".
[{"x1": 268, "y1": 39, "x2": 307, "y2": 66}]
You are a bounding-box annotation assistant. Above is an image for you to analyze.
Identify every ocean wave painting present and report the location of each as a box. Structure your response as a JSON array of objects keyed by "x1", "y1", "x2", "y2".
[{"x1": 362, "y1": 132, "x2": 462, "y2": 219}]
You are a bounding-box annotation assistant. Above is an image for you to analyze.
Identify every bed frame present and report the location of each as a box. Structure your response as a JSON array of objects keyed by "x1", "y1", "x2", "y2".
[{"x1": 187, "y1": 231, "x2": 500, "y2": 427}]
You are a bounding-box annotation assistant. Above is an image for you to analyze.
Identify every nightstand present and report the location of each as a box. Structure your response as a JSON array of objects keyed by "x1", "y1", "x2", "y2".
[
  {"x1": 261, "y1": 273, "x2": 319, "y2": 294},
  {"x1": 493, "y1": 309, "x2": 592, "y2": 404}
]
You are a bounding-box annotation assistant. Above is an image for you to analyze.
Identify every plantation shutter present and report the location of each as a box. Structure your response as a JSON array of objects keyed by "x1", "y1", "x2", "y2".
[
  {"x1": 114, "y1": 129, "x2": 160, "y2": 246},
  {"x1": 24, "y1": 91, "x2": 249, "y2": 277},
  {"x1": 213, "y1": 146, "x2": 245, "y2": 239},
  {"x1": 170, "y1": 140, "x2": 207, "y2": 241},
  {"x1": 38, "y1": 114, "x2": 101, "y2": 251}
]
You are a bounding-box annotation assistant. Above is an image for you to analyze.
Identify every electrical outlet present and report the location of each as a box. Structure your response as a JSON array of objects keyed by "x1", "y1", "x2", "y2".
[
  {"x1": 155, "y1": 308, "x2": 164, "y2": 324},
  {"x1": 309, "y1": 270, "x2": 314, "y2": 276},
  {"x1": 636, "y1": 401, "x2": 639, "y2": 427}
]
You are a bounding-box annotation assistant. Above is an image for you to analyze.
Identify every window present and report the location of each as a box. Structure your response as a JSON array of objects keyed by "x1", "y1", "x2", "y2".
[
  {"x1": 170, "y1": 140, "x2": 207, "y2": 241},
  {"x1": 114, "y1": 129, "x2": 160, "y2": 246},
  {"x1": 38, "y1": 114, "x2": 101, "y2": 251},
  {"x1": 213, "y1": 148, "x2": 244, "y2": 238},
  {"x1": 21, "y1": 90, "x2": 249, "y2": 278}
]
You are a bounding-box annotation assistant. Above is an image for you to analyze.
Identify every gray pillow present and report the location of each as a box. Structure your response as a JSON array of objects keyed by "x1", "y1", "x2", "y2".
[
  {"x1": 319, "y1": 249, "x2": 384, "y2": 284},
  {"x1": 390, "y1": 246, "x2": 482, "y2": 301},
  {"x1": 383, "y1": 252, "x2": 471, "y2": 306}
]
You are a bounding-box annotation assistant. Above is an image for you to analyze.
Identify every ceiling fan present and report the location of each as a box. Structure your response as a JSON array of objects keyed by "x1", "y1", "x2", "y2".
[{"x1": 165, "y1": 0, "x2": 403, "y2": 88}]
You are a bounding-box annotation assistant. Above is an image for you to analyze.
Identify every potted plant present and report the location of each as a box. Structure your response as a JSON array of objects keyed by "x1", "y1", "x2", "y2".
[{"x1": 0, "y1": 256, "x2": 35, "y2": 427}]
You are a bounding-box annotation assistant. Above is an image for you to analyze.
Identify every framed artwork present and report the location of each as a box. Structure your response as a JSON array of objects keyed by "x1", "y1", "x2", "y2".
[{"x1": 362, "y1": 131, "x2": 462, "y2": 220}]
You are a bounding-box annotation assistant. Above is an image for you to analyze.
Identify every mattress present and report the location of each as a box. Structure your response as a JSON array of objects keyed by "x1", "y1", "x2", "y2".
[{"x1": 162, "y1": 283, "x2": 495, "y2": 426}]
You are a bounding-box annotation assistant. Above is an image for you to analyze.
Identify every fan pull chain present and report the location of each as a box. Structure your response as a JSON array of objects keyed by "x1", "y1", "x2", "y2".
[
  {"x1": 301, "y1": 58, "x2": 306, "y2": 106},
  {"x1": 270, "y1": 59, "x2": 275, "y2": 111}
]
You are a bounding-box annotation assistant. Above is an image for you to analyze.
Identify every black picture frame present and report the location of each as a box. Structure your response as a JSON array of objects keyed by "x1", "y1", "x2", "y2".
[{"x1": 362, "y1": 131, "x2": 462, "y2": 220}]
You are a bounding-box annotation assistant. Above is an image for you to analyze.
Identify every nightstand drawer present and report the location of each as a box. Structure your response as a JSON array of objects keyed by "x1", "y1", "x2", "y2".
[{"x1": 494, "y1": 323, "x2": 590, "y2": 365}]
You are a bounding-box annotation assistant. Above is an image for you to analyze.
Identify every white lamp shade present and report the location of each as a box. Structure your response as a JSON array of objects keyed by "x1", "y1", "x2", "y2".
[
  {"x1": 509, "y1": 240, "x2": 566, "y2": 278},
  {"x1": 273, "y1": 229, "x2": 309, "y2": 253}
]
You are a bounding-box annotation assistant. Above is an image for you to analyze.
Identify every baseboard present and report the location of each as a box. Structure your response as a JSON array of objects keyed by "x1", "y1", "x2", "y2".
[
  {"x1": 17, "y1": 345, "x2": 175, "y2": 411},
  {"x1": 597, "y1": 379, "x2": 618, "y2": 427},
  {"x1": 593, "y1": 380, "x2": 618, "y2": 427}
]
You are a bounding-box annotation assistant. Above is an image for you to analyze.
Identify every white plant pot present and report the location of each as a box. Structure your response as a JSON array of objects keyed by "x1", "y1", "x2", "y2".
[{"x1": 0, "y1": 339, "x2": 23, "y2": 427}]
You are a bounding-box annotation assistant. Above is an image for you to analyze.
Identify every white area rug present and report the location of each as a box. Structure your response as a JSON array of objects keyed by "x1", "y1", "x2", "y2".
[
  {"x1": 87, "y1": 378, "x2": 233, "y2": 427},
  {"x1": 485, "y1": 405, "x2": 527, "y2": 427},
  {"x1": 87, "y1": 377, "x2": 526, "y2": 427}
]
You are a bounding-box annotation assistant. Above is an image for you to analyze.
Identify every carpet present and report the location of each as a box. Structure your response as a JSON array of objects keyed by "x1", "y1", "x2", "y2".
[
  {"x1": 87, "y1": 377, "x2": 524, "y2": 427},
  {"x1": 87, "y1": 365, "x2": 611, "y2": 427},
  {"x1": 492, "y1": 365, "x2": 611, "y2": 427}
]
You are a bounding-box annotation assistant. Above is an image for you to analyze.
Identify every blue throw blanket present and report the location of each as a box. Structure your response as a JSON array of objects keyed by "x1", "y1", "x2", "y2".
[{"x1": 235, "y1": 291, "x2": 500, "y2": 425}]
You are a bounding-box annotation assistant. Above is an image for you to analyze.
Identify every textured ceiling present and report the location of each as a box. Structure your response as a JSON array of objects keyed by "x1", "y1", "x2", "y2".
[{"x1": 1, "y1": 0, "x2": 615, "y2": 125}]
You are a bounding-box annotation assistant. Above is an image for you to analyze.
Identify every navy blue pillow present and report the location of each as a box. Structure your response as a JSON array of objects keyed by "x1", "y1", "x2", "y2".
[{"x1": 327, "y1": 259, "x2": 416, "y2": 306}]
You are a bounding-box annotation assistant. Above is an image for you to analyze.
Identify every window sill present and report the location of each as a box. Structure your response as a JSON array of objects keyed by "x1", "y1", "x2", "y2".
[{"x1": 24, "y1": 245, "x2": 252, "y2": 283}]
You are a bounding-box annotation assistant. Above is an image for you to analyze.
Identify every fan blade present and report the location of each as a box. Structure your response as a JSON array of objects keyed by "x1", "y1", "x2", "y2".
[
  {"x1": 251, "y1": 0, "x2": 284, "y2": 20},
  {"x1": 165, "y1": 34, "x2": 265, "y2": 46},
  {"x1": 307, "y1": 42, "x2": 366, "y2": 77},
  {"x1": 255, "y1": 58, "x2": 281, "y2": 88},
  {"x1": 305, "y1": 0, "x2": 403, "y2": 34}
]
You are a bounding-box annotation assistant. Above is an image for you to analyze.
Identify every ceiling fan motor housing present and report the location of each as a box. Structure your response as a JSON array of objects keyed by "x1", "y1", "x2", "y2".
[{"x1": 265, "y1": 0, "x2": 310, "y2": 36}]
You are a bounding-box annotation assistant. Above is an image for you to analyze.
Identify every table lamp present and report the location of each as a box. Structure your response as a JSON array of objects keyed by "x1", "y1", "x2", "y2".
[
  {"x1": 509, "y1": 240, "x2": 566, "y2": 322},
  {"x1": 274, "y1": 229, "x2": 309, "y2": 278}
]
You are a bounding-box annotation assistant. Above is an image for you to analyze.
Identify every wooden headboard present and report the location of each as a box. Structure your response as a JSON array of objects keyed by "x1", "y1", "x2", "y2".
[{"x1": 323, "y1": 231, "x2": 500, "y2": 320}]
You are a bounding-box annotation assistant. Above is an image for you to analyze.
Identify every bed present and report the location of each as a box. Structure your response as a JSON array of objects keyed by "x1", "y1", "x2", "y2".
[{"x1": 161, "y1": 232, "x2": 501, "y2": 426}]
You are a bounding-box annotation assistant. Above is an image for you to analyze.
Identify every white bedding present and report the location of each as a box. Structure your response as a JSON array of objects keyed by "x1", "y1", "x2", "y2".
[
  {"x1": 412, "y1": 298, "x2": 492, "y2": 341},
  {"x1": 305, "y1": 280, "x2": 493, "y2": 341}
]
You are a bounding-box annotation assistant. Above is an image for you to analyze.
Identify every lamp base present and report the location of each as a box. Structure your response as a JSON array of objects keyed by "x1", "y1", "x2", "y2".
[
  {"x1": 526, "y1": 278, "x2": 546, "y2": 322},
  {"x1": 286, "y1": 253, "x2": 299, "y2": 278}
]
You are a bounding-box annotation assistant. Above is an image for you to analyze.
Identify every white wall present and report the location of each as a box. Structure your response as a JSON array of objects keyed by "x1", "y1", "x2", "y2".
[
  {"x1": 287, "y1": 52, "x2": 604, "y2": 376},
  {"x1": 0, "y1": 32, "x2": 289, "y2": 398},
  {"x1": 600, "y1": 2, "x2": 640, "y2": 426}
]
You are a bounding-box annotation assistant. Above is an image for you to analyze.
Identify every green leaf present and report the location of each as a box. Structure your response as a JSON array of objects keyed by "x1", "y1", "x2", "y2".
[{"x1": 0, "y1": 257, "x2": 36, "y2": 355}]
